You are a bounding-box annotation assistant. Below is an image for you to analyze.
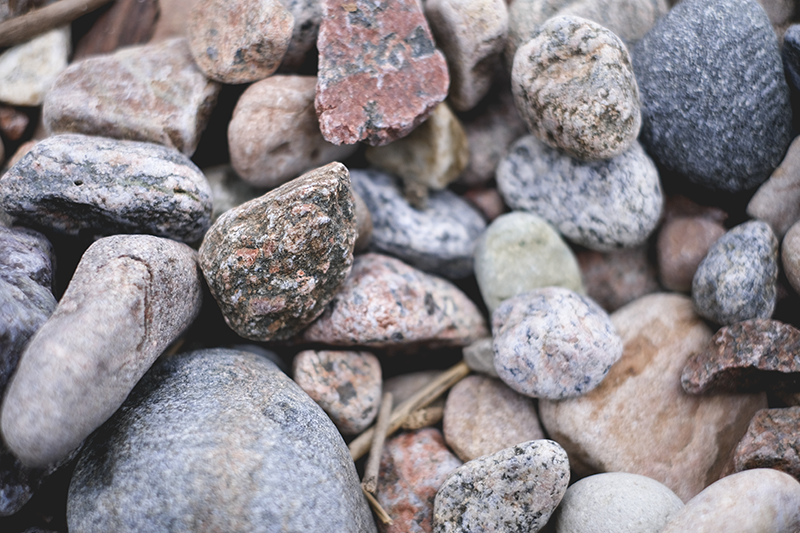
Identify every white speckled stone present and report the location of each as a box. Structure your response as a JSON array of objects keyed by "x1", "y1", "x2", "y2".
[{"x1": 0, "y1": 27, "x2": 70, "y2": 106}]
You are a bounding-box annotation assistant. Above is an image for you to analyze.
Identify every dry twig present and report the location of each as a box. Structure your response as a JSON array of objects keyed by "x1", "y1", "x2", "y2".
[
  {"x1": 0, "y1": 0, "x2": 113, "y2": 48},
  {"x1": 361, "y1": 391, "x2": 393, "y2": 494},
  {"x1": 362, "y1": 487, "x2": 393, "y2": 525}
]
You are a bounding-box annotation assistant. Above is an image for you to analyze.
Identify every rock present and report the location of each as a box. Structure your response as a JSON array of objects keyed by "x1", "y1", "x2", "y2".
[
  {"x1": 304, "y1": 253, "x2": 488, "y2": 348},
  {"x1": 278, "y1": 0, "x2": 323, "y2": 70},
  {"x1": 0, "y1": 105, "x2": 29, "y2": 141},
  {"x1": 0, "y1": 26, "x2": 70, "y2": 106},
  {"x1": 577, "y1": 246, "x2": 660, "y2": 312},
  {"x1": 1, "y1": 235, "x2": 202, "y2": 468},
  {"x1": 375, "y1": 428, "x2": 462, "y2": 533},
  {"x1": 353, "y1": 189, "x2": 373, "y2": 252},
  {"x1": 633, "y1": 0, "x2": 793, "y2": 192},
  {"x1": 384, "y1": 370, "x2": 444, "y2": 405},
  {"x1": 203, "y1": 165, "x2": 267, "y2": 223},
  {"x1": 747, "y1": 136, "x2": 800, "y2": 239},
  {"x1": 462, "y1": 337, "x2": 499, "y2": 377},
  {"x1": 658, "y1": 216, "x2": 726, "y2": 293},
  {"x1": 149, "y1": 0, "x2": 196, "y2": 41},
  {"x1": 463, "y1": 187, "x2": 506, "y2": 222},
  {"x1": 292, "y1": 349, "x2": 382, "y2": 435},
  {"x1": 0, "y1": 225, "x2": 53, "y2": 290},
  {"x1": 0, "y1": 136, "x2": 4, "y2": 164},
  {"x1": 784, "y1": 220, "x2": 800, "y2": 295},
  {"x1": 512, "y1": 16, "x2": 641, "y2": 161},
  {"x1": 554, "y1": 472, "x2": 684, "y2": 533},
  {"x1": 433, "y1": 440, "x2": 570, "y2": 533},
  {"x1": 692, "y1": 220, "x2": 779, "y2": 325},
  {"x1": 228, "y1": 75, "x2": 357, "y2": 188},
  {"x1": 188, "y1": 0, "x2": 293, "y2": 83},
  {"x1": 0, "y1": 0, "x2": 44, "y2": 23},
  {"x1": 681, "y1": 319, "x2": 800, "y2": 393},
  {"x1": 199, "y1": 162, "x2": 356, "y2": 341},
  {"x1": 473, "y1": 211, "x2": 585, "y2": 314},
  {"x1": 659, "y1": 469, "x2": 800, "y2": 533},
  {"x1": 72, "y1": 0, "x2": 159, "y2": 60},
  {"x1": 539, "y1": 293, "x2": 768, "y2": 501},
  {"x1": 350, "y1": 169, "x2": 485, "y2": 279},
  {"x1": 67, "y1": 349, "x2": 377, "y2": 532},
  {"x1": 0, "y1": 440, "x2": 57, "y2": 517},
  {"x1": 728, "y1": 407, "x2": 800, "y2": 480},
  {"x1": 43, "y1": 38, "x2": 220, "y2": 156},
  {"x1": 493, "y1": 287, "x2": 623, "y2": 400},
  {"x1": 5, "y1": 140, "x2": 35, "y2": 169},
  {"x1": 497, "y1": 135, "x2": 662, "y2": 251},
  {"x1": 364, "y1": 103, "x2": 469, "y2": 207},
  {"x1": 443, "y1": 375, "x2": 544, "y2": 461},
  {"x1": 425, "y1": 0, "x2": 508, "y2": 111},
  {"x1": 0, "y1": 134, "x2": 213, "y2": 243},
  {"x1": 785, "y1": 25, "x2": 800, "y2": 92},
  {"x1": 315, "y1": 0, "x2": 449, "y2": 146}
]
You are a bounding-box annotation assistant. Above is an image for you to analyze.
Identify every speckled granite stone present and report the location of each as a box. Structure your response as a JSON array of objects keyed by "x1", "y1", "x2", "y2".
[
  {"x1": 67, "y1": 349, "x2": 377, "y2": 533},
  {"x1": 203, "y1": 165, "x2": 266, "y2": 223},
  {"x1": 278, "y1": 0, "x2": 322, "y2": 70},
  {"x1": 692, "y1": 220, "x2": 779, "y2": 325},
  {"x1": 199, "y1": 162, "x2": 356, "y2": 341},
  {"x1": 727, "y1": 407, "x2": 800, "y2": 480},
  {"x1": 497, "y1": 135, "x2": 662, "y2": 251},
  {"x1": 433, "y1": 440, "x2": 570, "y2": 533},
  {"x1": 0, "y1": 27, "x2": 70, "y2": 107}
]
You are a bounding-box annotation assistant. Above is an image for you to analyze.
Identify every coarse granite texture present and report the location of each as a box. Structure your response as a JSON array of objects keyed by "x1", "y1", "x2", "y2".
[
  {"x1": 747, "y1": 136, "x2": 800, "y2": 239},
  {"x1": 784, "y1": 24, "x2": 800, "y2": 92},
  {"x1": 784, "y1": 220, "x2": 800, "y2": 294},
  {"x1": 0, "y1": 27, "x2": 70, "y2": 107},
  {"x1": 277, "y1": 0, "x2": 322, "y2": 70},
  {"x1": 728, "y1": 407, "x2": 800, "y2": 480},
  {"x1": 203, "y1": 165, "x2": 267, "y2": 223}
]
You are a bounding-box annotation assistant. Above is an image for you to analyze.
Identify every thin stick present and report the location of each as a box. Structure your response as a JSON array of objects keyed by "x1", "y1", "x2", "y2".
[
  {"x1": 0, "y1": 0, "x2": 113, "y2": 48},
  {"x1": 349, "y1": 360, "x2": 470, "y2": 461},
  {"x1": 362, "y1": 487, "x2": 393, "y2": 525},
  {"x1": 361, "y1": 392, "x2": 393, "y2": 494},
  {"x1": 401, "y1": 405, "x2": 444, "y2": 430}
]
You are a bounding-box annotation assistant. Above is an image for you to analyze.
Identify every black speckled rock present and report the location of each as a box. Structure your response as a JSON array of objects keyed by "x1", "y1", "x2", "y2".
[
  {"x1": 350, "y1": 169, "x2": 486, "y2": 279},
  {"x1": 633, "y1": 0, "x2": 793, "y2": 192},
  {"x1": 0, "y1": 134, "x2": 213, "y2": 242},
  {"x1": 199, "y1": 162, "x2": 356, "y2": 341},
  {"x1": 692, "y1": 221, "x2": 779, "y2": 326},
  {"x1": 67, "y1": 349, "x2": 377, "y2": 533},
  {"x1": 497, "y1": 135, "x2": 663, "y2": 251}
]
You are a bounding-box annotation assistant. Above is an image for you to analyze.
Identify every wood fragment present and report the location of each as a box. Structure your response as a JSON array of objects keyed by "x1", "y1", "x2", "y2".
[
  {"x1": 0, "y1": 0, "x2": 113, "y2": 48},
  {"x1": 401, "y1": 405, "x2": 444, "y2": 430},
  {"x1": 361, "y1": 391, "x2": 393, "y2": 494},
  {"x1": 362, "y1": 487, "x2": 393, "y2": 525},
  {"x1": 349, "y1": 360, "x2": 470, "y2": 461}
]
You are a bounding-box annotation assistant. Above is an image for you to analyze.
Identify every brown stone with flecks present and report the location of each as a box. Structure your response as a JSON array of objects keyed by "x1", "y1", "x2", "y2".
[
  {"x1": 658, "y1": 216, "x2": 726, "y2": 293},
  {"x1": 724, "y1": 407, "x2": 800, "y2": 481},
  {"x1": 73, "y1": 0, "x2": 159, "y2": 60},
  {"x1": 199, "y1": 162, "x2": 356, "y2": 341},
  {"x1": 577, "y1": 245, "x2": 661, "y2": 312},
  {"x1": 681, "y1": 319, "x2": 800, "y2": 394},
  {"x1": 0, "y1": 105, "x2": 29, "y2": 141},
  {"x1": 315, "y1": 0, "x2": 449, "y2": 146}
]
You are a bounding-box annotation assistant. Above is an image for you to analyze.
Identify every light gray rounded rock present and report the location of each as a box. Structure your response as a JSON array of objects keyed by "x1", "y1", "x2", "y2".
[
  {"x1": 67, "y1": 348, "x2": 377, "y2": 533},
  {"x1": 747, "y1": 136, "x2": 800, "y2": 239},
  {"x1": 462, "y1": 337, "x2": 499, "y2": 377},
  {"x1": 784, "y1": 220, "x2": 800, "y2": 295},
  {"x1": 498, "y1": 135, "x2": 663, "y2": 251}
]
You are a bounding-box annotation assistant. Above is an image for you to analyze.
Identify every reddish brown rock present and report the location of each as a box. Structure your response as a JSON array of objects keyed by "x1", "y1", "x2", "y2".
[
  {"x1": 681, "y1": 319, "x2": 800, "y2": 394},
  {"x1": 658, "y1": 216, "x2": 726, "y2": 293},
  {"x1": 726, "y1": 407, "x2": 800, "y2": 481},
  {"x1": 303, "y1": 253, "x2": 488, "y2": 348},
  {"x1": 315, "y1": 0, "x2": 449, "y2": 146},
  {"x1": 0, "y1": 105, "x2": 29, "y2": 141},
  {"x1": 577, "y1": 245, "x2": 661, "y2": 312},
  {"x1": 73, "y1": 0, "x2": 159, "y2": 60},
  {"x1": 375, "y1": 428, "x2": 463, "y2": 533},
  {"x1": 463, "y1": 187, "x2": 506, "y2": 222}
]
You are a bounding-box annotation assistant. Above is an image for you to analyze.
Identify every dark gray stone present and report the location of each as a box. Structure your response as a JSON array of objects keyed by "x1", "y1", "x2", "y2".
[
  {"x1": 67, "y1": 349, "x2": 377, "y2": 533},
  {"x1": 783, "y1": 24, "x2": 800, "y2": 93},
  {"x1": 350, "y1": 169, "x2": 486, "y2": 279},
  {"x1": 633, "y1": 0, "x2": 793, "y2": 192},
  {"x1": 278, "y1": 0, "x2": 322, "y2": 70}
]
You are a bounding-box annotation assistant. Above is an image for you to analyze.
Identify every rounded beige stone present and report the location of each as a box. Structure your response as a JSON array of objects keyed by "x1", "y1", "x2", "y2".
[{"x1": 783, "y1": 220, "x2": 800, "y2": 295}]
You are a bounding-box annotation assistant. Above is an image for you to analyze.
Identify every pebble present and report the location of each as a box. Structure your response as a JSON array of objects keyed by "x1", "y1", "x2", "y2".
[
  {"x1": 433, "y1": 439, "x2": 570, "y2": 533},
  {"x1": 473, "y1": 211, "x2": 585, "y2": 314},
  {"x1": 292, "y1": 349, "x2": 382, "y2": 435},
  {"x1": 443, "y1": 375, "x2": 545, "y2": 461},
  {"x1": 304, "y1": 253, "x2": 488, "y2": 347},
  {"x1": 67, "y1": 349, "x2": 377, "y2": 532},
  {"x1": 681, "y1": 319, "x2": 800, "y2": 394},
  {"x1": 493, "y1": 287, "x2": 623, "y2": 400},
  {"x1": 72, "y1": 0, "x2": 158, "y2": 60},
  {"x1": 633, "y1": 0, "x2": 793, "y2": 192},
  {"x1": 0, "y1": 0, "x2": 43, "y2": 22},
  {"x1": 463, "y1": 187, "x2": 506, "y2": 222},
  {"x1": 375, "y1": 428, "x2": 463, "y2": 533},
  {"x1": 43, "y1": 38, "x2": 220, "y2": 156},
  {"x1": 512, "y1": 16, "x2": 641, "y2": 161},
  {"x1": 728, "y1": 407, "x2": 800, "y2": 480},
  {"x1": 497, "y1": 135, "x2": 663, "y2": 250},
  {"x1": 383, "y1": 370, "x2": 443, "y2": 405},
  {"x1": 0, "y1": 134, "x2": 213, "y2": 243},
  {"x1": 0, "y1": 27, "x2": 70, "y2": 107},
  {"x1": 203, "y1": 165, "x2": 266, "y2": 223},
  {"x1": 350, "y1": 168, "x2": 486, "y2": 279},
  {"x1": 188, "y1": 0, "x2": 293, "y2": 84},
  {"x1": 539, "y1": 293, "x2": 768, "y2": 501},
  {"x1": 657, "y1": 216, "x2": 726, "y2": 293},
  {"x1": 425, "y1": 0, "x2": 508, "y2": 111},
  {"x1": 785, "y1": 24, "x2": 800, "y2": 92},
  {"x1": 0, "y1": 105, "x2": 30, "y2": 141},
  {"x1": 199, "y1": 162, "x2": 356, "y2": 341},
  {"x1": 462, "y1": 337, "x2": 499, "y2": 377},
  {"x1": 315, "y1": 0, "x2": 449, "y2": 146},
  {"x1": 353, "y1": 189, "x2": 373, "y2": 252},
  {"x1": 659, "y1": 469, "x2": 800, "y2": 533},
  {"x1": 228, "y1": 75, "x2": 357, "y2": 188},
  {"x1": 747, "y1": 136, "x2": 800, "y2": 239},
  {"x1": 0, "y1": 440, "x2": 56, "y2": 517},
  {"x1": 576, "y1": 246, "x2": 660, "y2": 312},
  {"x1": 1, "y1": 234, "x2": 202, "y2": 468},
  {"x1": 554, "y1": 472, "x2": 684, "y2": 533},
  {"x1": 784, "y1": 220, "x2": 800, "y2": 294},
  {"x1": 278, "y1": 0, "x2": 322, "y2": 70},
  {"x1": 692, "y1": 220, "x2": 779, "y2": 326},
  {"x1": 364, "y1": 103, "x2": 469, "y2": 207}
]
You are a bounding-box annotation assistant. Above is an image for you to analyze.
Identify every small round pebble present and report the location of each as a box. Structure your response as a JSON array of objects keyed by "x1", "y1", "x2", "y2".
[
  {"x1": 657, "y1": 216, "x2": 726, "y2": 293},
  {"x1": 692, "y1": 220, "x2": 779, "y2": 325},
  {"x1": 462, "y1": 337, "x2": 498, "y2": 377},
  {"x1": 783, "y1": 220, "x2": 800, "y2": 295},
  {"x1": 511, "y1": 16, "x2": 641, "y2": 161},
  {"x1": 576, "y1": 246, "x2": 660, "y2": 312}
]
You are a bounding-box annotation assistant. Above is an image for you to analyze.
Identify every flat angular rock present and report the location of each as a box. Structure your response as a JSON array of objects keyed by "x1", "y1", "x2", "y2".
[
  {"x1": 681, "y1": 319, "x2": 800, "y2": 394},
  {"x1": 0, "y1": 134, "x2": 213, "y2": 243},
  {"x1": 0, "y1": 27, "x2": 70, "y2": 106},
  {"x1": 433, "y1": 440, "x2": 570, "y2": 533},
  {"x1": 577, "y1": 246, "x2": 660, "y2": 312},
  {"x1": 498, "y1": 135, "x2": 662, "y2": 251},
  {"x1": 303, "y1": 253, "x2": 488, "y2": 348},
  {"x1": 67, "y1": 349, "x2": 377, "y2": 533},
  {"x1": 199, "y1": 162, "x2": 356, "y2": 341},
  {"x1": 43, "y1": 38, "x2": 220, "y2": 156},
  {"x1": 747, "y1": 136, "x2": 800, "y2": 239},
  {"x1": 315, "y1": 0, "x2": 449, "y2": 146},
  {"x1": 784, "y1": 221, "x2": 800, "y2": 295},
  {"x1": 1, "y1": 235, "x2": 202, "y2": 468},
  {"x1": 350, "y1": 169, "x2": 485, "y2": 279},
  {"x1": 728, "y1": 407, "x2": 800, "y2": 480},
  {"x1": 228, "y1": 75, "x2": 357, "y2": 188}
]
